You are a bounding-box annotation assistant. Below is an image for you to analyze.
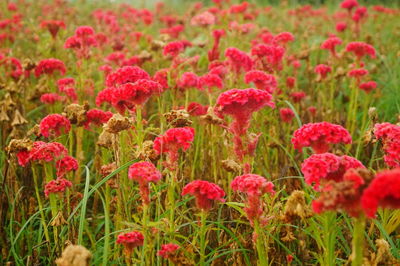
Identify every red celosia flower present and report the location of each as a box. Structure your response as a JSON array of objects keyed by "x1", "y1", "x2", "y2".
[
  {"x1": 128, "y1": 161, "x2": 162, "y2": 205},
  {"x1": 374, "y1": 123, "x2": 400, "y2": 167},
  {"x1": 361, "y1": 168, "x2": 400, "y2": 218},
  {"x1": 225, "y1": 47, "x2": 253, "y2": 73},
  {"x1": 229, "y1": 2, "x2": 249, "y2": 14},
  {"x1": 208, "y1": 29, "x2": 225, "y2": 61},
  {"x1": 345, "y1": 42, "x2": 376, "y2": 60},
  {"x1": 153, "y1": 69, "x2": 169, "y2": 91},
  {"x1": 321, "y1": 37, "x2": 342, "y2": 57},
  {"x1": 116, "y1": 231, "x2": 144, "y2": 255},
  {"x1": 340, "y1": 0, "x2": 359, "y2": 11},
  {"x1": 312, "y1": 168, "x2": 369, "y2": 217},
  {"x1": 348, "y1": 68, "x2": 369, "y2": 80},
  {"x1": 40, "y1": 93, "x2": 64, "y2": 105},
  {"x1": 301, "y1": 153, "x2": 364, "y2": 189},
  {"x1": 199, "y1": 73, "x2": 223, "y2": 92},
  {"x1": 187, "y1": 102, "x2": 208, "y2": 116},
  {"x1": 336, "y1": 22, "x2": 347, "y2": 32},
  {"x1": 154, "y1": 127, "x2": 195, "y2": 169},
  {"x1": 181, "y1": 180, "x2": 225, "y2": 211},
  {"x1": 359, "y1": 81, "x2": 377, "y2": 93},
  {"x1": 290, "y1": 91, "x2": 306, "y2": 103},
  {"x1": 177, "y1": 72, "x2": 200, "y2": 90},
  {"x1": 16, "y1": 150, "x2": 31, "y2": 167},
  {"x1": 251, "y1": 44, "x2": 285, "y2": 71},
  {"x1": 274, "y1": 32, "x2": 295, "y2": 45},
  {"x1": 244, "y1": 70, "x2": 277, "y2": 93},
  {"x1": 308, "y1": 106, "x2": 317, "y2": 116},
  {"x1": 40, "y1": 20, "x2": 66, "y2": 38},
  {"x1": 292, "y1": 122, "x2": 352, "y2": 153},
  {"x1": 35, "y1": 58, "x2": 66, "y2": 77},
  {"x1": 39, "y1": 114, "x2": 71, "y2": 138},
  {"x1": 279, "y1": 108, "x2": 295, "y2": 123},
  {"x1": 64, "y1": 26, "x2": 97, "y2": 59},
  {"x1": 216, "y1": 88, "x2": 275, "y2": 136},
  {"x1": 84, "y1": 109, "x2": 113, "y2": 128},
  {"x1": 105, "y1": 66, "x2": 150, "y2": 87},
  {"x1": 163, "y1": 41, "x2": 185, "y2": 57},
  {"x1": 160, "y1": 25, "x2": 184, "y2": 38},
  {"x1": 56, "y1": 156, "x2": 78, "y2": 177},
  {"x1": 314, "y1": 64, "x2": 332, "y2": 79},
  {"x1": 44, "y1": 178, "x2": 72, "y2": 198},
  {"x1": 352, "y1": 6, "x2": 368, "y2": 23},
  {"x1": 191, "y1": 11, "x2": 216, "y2": 27},
  {"x1": 231, "y1": 174, "x2": 275, "y2": 225},
  {"x1": 286, "y1": 77, "x2": 296, "y2": 89},
  {"x1": 24, "y1": 141, "x2": 68, "y2": 164},
  {"x1": 157, "y1": 243, "x2": 180, "y2": 259}
]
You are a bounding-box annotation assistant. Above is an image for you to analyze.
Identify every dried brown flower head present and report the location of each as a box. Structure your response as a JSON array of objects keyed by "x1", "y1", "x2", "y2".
[
  {"x1": 164, "y1": 109, "x2": 192, "y2": 127},
  {"x1": 11, "y1": 110, "x2": 28, "y2": 126},
  {"x1": 221, "y1": 159, "x2": 242, "y2": 173},
  {"x1": 6, "y1": 138, "x2": 33, "y2": 153},
  {"x1": 281, "y1": 190, "x2": 312, "y2": 223},
  {"x1": 97, "y1": 129, "x2": 116, "y2": 149},
  {"x1": 104, "y1": 114, "x2": 132, "y2": 134},
  {"x1": 55, "y1": 245, "x2": 92, "y2": 266},
  {"x1": 63, "y1": 103, "x2": 89, "y2": 126},
  {"x1": 135, "y1": 140, "x2": 160, "y2": 161}
]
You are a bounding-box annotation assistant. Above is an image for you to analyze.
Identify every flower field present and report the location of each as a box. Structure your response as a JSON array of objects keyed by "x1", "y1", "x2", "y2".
[{"x1": 1, "y1": 0, "x2": 400, "y2": 265}]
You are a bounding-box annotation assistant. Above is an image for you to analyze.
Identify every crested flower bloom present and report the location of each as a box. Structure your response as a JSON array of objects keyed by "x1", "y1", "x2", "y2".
[
  {"x1": 39, "y1": 114, "x2": 71, "y2": 138},
  {"x1": 312, "y1": 168, "x2": 372, "y2": 217},
  {"x1": 181, "y1": 180, "x2": 225, "y2": 211},
  {"x1": 274, "y1": 32, "x2": 295, "y2": 45},
  {"x1": 116, "y1": 231, "x2": 144, "y2": 255},
  {"x1": 279, "y1": 108, "x2": 295, "y2": 123},
  {"x1": 163, "y1": 41, "x2": 185, "y2": 57},
  {"x1": 128, "y1": 161, "x2": 162, "y2": 205},
  {"x1": 286, "y1": 77, "x2": 296, "y2": 89},
  {"x1": 216, "y1": 88, "x2": 275, "y2": 136},
  {"x1": 35, "y1": 58, "x2": 66, "y2": 78},
  {"x1": 225, "y1": 47, "x2": 253, "y2": 74},
  {"x1": 290, "y1": 91, "x2": 306, "y2": 103},
  {"x1": 336, "y1": 22, "x2": 347, "y2": 32},
  {"x1": 374, "y1": 123, "x2": 400, "y2": 167},
  {"x1": 340, "y1": 0, "x2": 359, "y2": 11},
  {"x1": 84, "y1": 109, "x2": 113, "y2": 128},
  {"x1": 361, "y1": 168, "x2": 400, "y2": 218},
  {"x1": 345, "y1": 42, "x2": 376, "y2": 61},
  {"x1": 208, "y1": 29, "x2": 225, "y2": 62},
  {"x1": 244, "y1": 70, "x2": 277, "y2": 93},
  {"x1": 292, "y1": 122, "x2": 352, "y2": 153},
  {"x1": 157, "y1": 243, "x2": 180, "y2": 259},
  {"x1": 314, "y1": 64, "x2": 332, "y2": 79},
  {"x1": 359, "y1": 81, "x2": 377, "y2": 93},
  {"x1": 187, "y1": 102, "x2": 208, "y2": 116},
  {"x1": 17, "y1": 141, "x2": 68, "y2": 166},
  {"x1": 191, "y1": 11, "x2": 216, "y2": 27},
  {"x1": 40, "y1": 20, "x2": 66, "y2": 38},
  {"x1": 199, "y1": 73, "x2": 223, "y2": 92},
  {"x1": 40, "y1": 93, "x2": 64, "y2": 105},
  {"x1": 105, "y1": 66, "x2": 150, "y2": 87},
  {"x1": 44, "y1": 178, "x2": 73, "y2": 198},
  {"x1": 177, "y1": 72, "x2": 200, "y2": 90},
  {"x1": 64, "y1": 26, "x2": 97, "y2": 59},
  {"x1": 55, "y1": 156, "x2": 78, "y2": 177},
  {"x1": 348, "y1": 68, "x2": 369, "y2": 83},
  {"x1": 301, "y1": 153, "x2": 365, "y2": 189},
  {"x1": 320, "y1": 37, "x2": 342, "y2": 57},
  {"x1": 231, "y1": 174, "x2": 275, "y2": 225},
  {"x1": 251, "y1": 44, "x2": 285, "y2": 71},
  {"x1": 153, "y1": 127, "x2": 195, "y2": 169}
]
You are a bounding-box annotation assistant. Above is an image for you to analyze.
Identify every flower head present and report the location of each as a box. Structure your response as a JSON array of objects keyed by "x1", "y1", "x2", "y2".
[
  {"x1": 321, "y1": 37, "x2": 342, "y2": 57},
  {"x1": 346, "y1": 42, "x2": 376, "y2": 60},
  {"x1": 116, "y1": 231, "x2": 144, "y2": 255},
  {"x1": 56, "y1": 156, "x2": 78, "y2": 177},
  {"x1": 292, "y1": 122, "x2": 352, "y2": 153},
  {"x1": 359, "y1": 81, "x2": 377, "y2": 93},
  {"x1": 84, "y1": 109, "x2": 113, "y2": 128},
  {"x1": 128, "y1": 162, "x2": 162, "y2": 204},
  {"x1": 182, "y1": 180, "x2": 225, "y2": 211},
  {"x1": 105, "y1": 66, "x2": 150, "y2": 87},
  {"x1": 35, "y1": 59, "x2": 66, "y2": 77},
  {"x1": 374, "y1": 123, "x2": 400, "y2": 167},
  {"x1": 225, "y1": 47, "x2": 253, "y2": 73},
  {"x1": 44, "y1": 178, "x2": 72, "y2": 198},
  {"x1": 39, "y1": 114, "x2": 71, "y2": 138},
  {"x1": 157, "y1": 243, "x2": 180, "y2": 259},
  {"x1": 244, "y1": 70, "x2": 277, "y2": 93},
  {"x1": 279, "y1": 108, "x2": 295, "y2": 123},
  {"x1": 314, "y1": 64, "x2": 332, "y2": 79},
  {"x1": 163, "y1": 41, "x2": 185, "y2": 57}
]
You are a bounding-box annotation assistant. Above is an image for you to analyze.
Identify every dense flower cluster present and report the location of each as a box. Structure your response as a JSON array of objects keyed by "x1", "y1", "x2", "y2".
[
  {"x1": 157, "y1": 243, "x2": 180, "y2": 259},
  {"x1": 16, "y1": 141, "x2": 68, "y2": 166},
  {"x1": 40, "y1": 20, "x2": 66, "y2": 38},
  {"x1": 279, "y1": 108, "x2": 295, "y2": 123},
  {"x1": 39, "y1": 114, "x2": 71, "y2": 138},
  {"x1": 374, "y1": 123, "x2": 400, "y2": 167},
  {"x1": 44, "y1": 178, "x2": 72, "y2": 198},
  {"x1": 301, "y1": 153, "x2": 365, "y2": 189},
  {"x1": 55, "y1": 156, "x2": 78, "y2": 177},
  {"x1": 320, "y1": 37, "x2": 342, "y2": 57},
  {"x1": 292, "y1": 122, "x2": 352, "y2": 153},
  {"x1": 244, "y1": 70, "x2": 277, "y2": 93},
  {"x1": 361, "y1": 168, "x2": 400, "y2": 217},
  {"x1": 231, "y1": 174, "x2": 275, "y2": 225},
  {"x1": 116, "y1": 231, "x2": 144, "y2": 255},
  {"x1": 345, "y1": 42, "x2": 376, "y2": 60},
  {"x1": 64, "y1": 26, "x2": 97, "y2": 59},
  {"x1": 128, "y1": 161, "x2": 162, "y2": 205},
  {"x1": 182, "y1": 180, "x2": 225, "y2": 211},
  {"x1": 225, "y1": 47, "x2": 253, "y2": 73},
  {"x1": 34, "y1": 58, "x2": 66, "y2": 77}
]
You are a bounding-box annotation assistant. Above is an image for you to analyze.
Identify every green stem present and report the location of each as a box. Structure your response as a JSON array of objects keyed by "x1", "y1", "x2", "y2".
[
  {"x1": 141, "y1": 203, "x2": 149, "y2": 266},
  {"x1": 351, "y1": 215, "x2": 366, "y2": 266},
  {"x1": 167, "y1": 171, "x2": 176, "y2": 236},
  {"x1": 254, "y1": 220, "x2": 268, "y2": 266},
  {"x1": 199, "y1": 210, "x2": 207, "y2": 266}
]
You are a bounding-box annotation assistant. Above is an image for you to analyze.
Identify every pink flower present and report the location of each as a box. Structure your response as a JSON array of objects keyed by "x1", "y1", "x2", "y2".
[
  {"x1": 154, "y1": 127, "x2": 195, "y2": 169},
  {"x1": 290, "y1": 91, "x2": 306, "y2": 103},
  {"x1": 251, "y1": 44, "x2": 285, "y2": 71},
  {"x1": 39, "y1": 114, "x2": 71, "y2": 138},
  {"x1": 116, "y1": 231, "x2": 144, "y2": 255},
  {"x1": 346, "y1": 42, "x2": 376, "y2": 60},
  {"x1": 163, "y1": 41, "x2": 185, "y2": 57},
  {"x1": 225, "y1": 47, "x2": 253, "y2": 74},
  {"x1": 286, "y1": 77, "x2": 296, "y2": 89},
  {"x1": 157, "y1": 243, "x2": 180, "y2": 259},
  {"x1": 292, "y1": 122, "x2": 352, "y2": 153},
  {"x1": 244, "y1": 70, "x2": 277, "y2": 93},
  {"x1": 274, "y1": 32, "x2": 295, "y2": 45},
  {"x1": 279, "y1": 108, "x2": 295, "y2": 123},
  {"x1": 187, "y1": 102, "x2": 208, "y2": 116},
  {"x1": 177, "y1": 72, "x2": 200, "y2": 90},
  {"x1": 40, "y1": 93, "x2": 64, "y2": 105},
  {"x1": 199, "y1": 73, "x2": 223, "y2": 91},
  {"x1": 182, "y1": 180, "x2": 225, "y2": 211},
  {"x1": 128, "y1": 162, "x2": 162, "y2": 205},
  {"x1": 321, "y1": 37, "x2": 342, "y2": 57},
  {"x1": 374, "y1": 123, "x2": 400, "y2": 167},
  {"x1": 231, "y1": 174, "x2": 275, "y2": 225},
  {"x1": 359, "y1": 81, "x2": 377, "y2": 93},
  {"x1": 35, "y1": 58, "x2": 66, "y2": 77},
  {"x1": 361, "y1": 168, "x2": 400, "y2": 218},
  {"x1": 314, "y1": 64, "x2": 332, "y2": 79},
  {"x1": 44, "y1": 178, "x2": 72, "y2": 198},
  {"x1": 40, "y1": 20, "x2": 66, "y2": 38},
  {"x1": 336, "y1": 22, "x2": 347, "y2": 32},
  {"x1": 84, "y1": 109, "x2": 113, "y2": 128},
  {"x1": 105, "y1": 66, "x2": 150, "y2": 87},
  {"x1": 340, "y1": 0, "x2": 359, "y2": 11},
  {"x1": 25, "y1": 141, "x2": 68, "y2": 164},
  {"x1": 301, "y1": 153, "x2": 365, "y2": 189},
  {"x1": 56, "y1": 156, "x2": 78, "y2": 177},
  {"x1": 191, "y1": 11, "x2": 216, "y2": 27}
]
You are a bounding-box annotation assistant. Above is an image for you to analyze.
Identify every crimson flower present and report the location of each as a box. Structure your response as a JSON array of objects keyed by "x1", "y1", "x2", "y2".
[
  {"x1": 345, "y1": 42, "x2": 376, "y2": 61},
  {"x1": 157, "y1": 243, "x2": 180, "y2": 259},
  {"x1": 292, "y1": 122, "x2": 352, "y2": 153},
  {"x1": 56, "y1": 156, "x2": 78, "y2": 177},
  {"x1": 116, "y1": 231, "x2": 144, "y2": 255},
  {"x1": 244, "y1": 70, "x2": 277, "y2": 93},
  {"x1": 374, "y1": 123, "x2": 400, "y2": 167},
  {"x1": 128, "y1": 162, "x2": 162, "y2": 205},
  {"x1": 182, "y1": 180, "x2": 225, "y2": 211},
  {"x1": 35, "y1": 58, "x2": 66, "y2": 78},
  {"x1": 44, "y1": 178, "x2": 73, "y2": 198},
  {"x1": 39, "y1": 114, "x2": 71, "y2": 138},
  {"x1": 279, "y1": 108, "x2": 295, "y2": 123}
]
